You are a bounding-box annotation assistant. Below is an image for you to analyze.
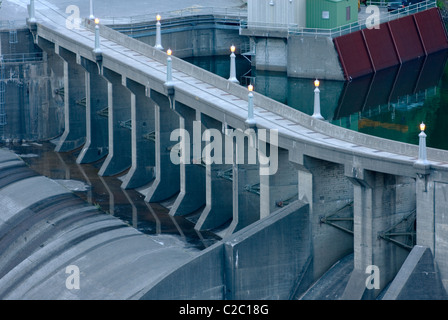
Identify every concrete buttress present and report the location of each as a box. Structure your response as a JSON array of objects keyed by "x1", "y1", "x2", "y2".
[{"x1": 98, "y1": 68, "x2": 132, "y2": 176}]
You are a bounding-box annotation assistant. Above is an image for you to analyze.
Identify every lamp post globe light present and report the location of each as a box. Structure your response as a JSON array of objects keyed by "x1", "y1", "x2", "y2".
[
  {"x1": 228, "y1": 45, "x2": 239, "y2": 84},
  {"x1": 155, "y1": 15, "x2": 164, "y2": 50},
  {"x1": 312, "y1": 79, "x2": 324, "y2": 120},
  {"x1": 245, "y1": 84, "x2": 256, "y2": 127},
  {"x1": 93, "y1": 18, "x2": 102, "y2": 54},
  {"x1": 166, "y1": 49, "x2": 173, "y2": 83},
  {"x1": 416, "y1": 122, "x2": 429, "y2": 166}
]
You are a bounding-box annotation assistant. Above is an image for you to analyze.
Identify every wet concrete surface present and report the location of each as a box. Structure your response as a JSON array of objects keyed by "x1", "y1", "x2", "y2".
[{"x1": 1, "y1": 140, "x2": 221, "y2": 251}]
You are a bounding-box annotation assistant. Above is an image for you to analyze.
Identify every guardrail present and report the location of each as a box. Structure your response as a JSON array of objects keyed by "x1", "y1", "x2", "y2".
[
  {"x1": 1, "y1": 52, "x2": 44, "y2": 63},
  {"x1": 0, "y1": 20, "x2": 28, "y2": 30},
  {"x1": 102, "y1": 6, "x2": 247, "y2": 26},
  {"x1": 241, "y1": 0, "x2": 437, "y2": 38}
]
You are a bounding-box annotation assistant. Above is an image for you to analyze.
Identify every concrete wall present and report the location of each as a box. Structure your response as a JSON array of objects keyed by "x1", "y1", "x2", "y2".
[
  {"x1": 113, "y1": 16, "x2": 249, "y2": 59},
  {"x1": 139, "y1": 201, "x2": 311, "y2": 300},
  {"x1": 299, "y1": 157, "x2": 354, "y2": 279},
  {"x1": 287, "y1": 34, "x2": 345, "y2": 80},
  {"x1": 0, "y1": 29, "x2": 64, "y2": 142}
]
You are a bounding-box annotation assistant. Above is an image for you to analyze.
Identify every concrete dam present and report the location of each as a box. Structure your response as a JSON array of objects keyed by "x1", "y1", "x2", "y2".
[{"x1": 2, "y1": 0, "x2": 448, "y2": 300}]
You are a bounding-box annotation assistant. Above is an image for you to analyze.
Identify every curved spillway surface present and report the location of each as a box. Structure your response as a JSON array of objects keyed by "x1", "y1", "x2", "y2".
[{"x1": 0, "y1": 149, "x2": 196, "y2": 300}]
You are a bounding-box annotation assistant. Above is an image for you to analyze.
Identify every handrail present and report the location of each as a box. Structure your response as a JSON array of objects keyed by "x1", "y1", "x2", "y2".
[
  {"x1": 0, "y1": 20, "x2": 28, "y2": 30},
  {"x1": 241, "y1": 0, "x2": 437, "y2": 38},
  {"x1": 102, "y1": 6, "x2": 247, "y2": 26}
]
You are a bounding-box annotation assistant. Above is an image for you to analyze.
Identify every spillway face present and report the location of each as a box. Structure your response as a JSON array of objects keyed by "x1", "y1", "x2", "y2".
[{"x1": 0, "y1": 149, "x2": 195, "y2": 300}]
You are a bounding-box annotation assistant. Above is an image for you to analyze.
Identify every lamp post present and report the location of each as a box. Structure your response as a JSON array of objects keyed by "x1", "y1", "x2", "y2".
[
  {"x1": 155, "y1": 15, "x2": 163, "y2": 50},
  {"x1": 312, "y1": 79, "x2": 324, "y2": 120},
  {"x1": 416, "y1": 122, "x2": 429, "y2": 165},
  {"x1": 89, "y1": 0, "x2": 95, "y2": 20},
  {"x1": 166, "y1": 49, "x2": 173, "y2": 83},
  {"x1": 245, "y1": 84, "x2": 256, "y2": 127},
  {"x1": 93, "y1": 18, "x2": 102, "y2": 54},
  {"x1": 228, "y1": 45, "x2": 239, "y2": 84},
  {"x1": 29, "y1": 0, "x2": 36, "y2": 23}
]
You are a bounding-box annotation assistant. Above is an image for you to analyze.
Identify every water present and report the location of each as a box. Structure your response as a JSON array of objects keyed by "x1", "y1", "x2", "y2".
[
  {"x1": 186, "y1": 50, "x2": 448, "y2": 151},
  {"x1": 0, "y1": 140, "x2": 221, "y2": 251}
]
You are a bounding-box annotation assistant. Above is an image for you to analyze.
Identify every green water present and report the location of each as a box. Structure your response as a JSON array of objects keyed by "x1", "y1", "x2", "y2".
[{"x1": 186, "y1": 50, "x2": 448, "y2": 151}]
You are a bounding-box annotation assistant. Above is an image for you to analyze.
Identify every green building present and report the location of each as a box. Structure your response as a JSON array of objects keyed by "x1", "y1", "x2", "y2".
[{"x1": 306, "y1": 0, "x2": 358, "y2": 29}]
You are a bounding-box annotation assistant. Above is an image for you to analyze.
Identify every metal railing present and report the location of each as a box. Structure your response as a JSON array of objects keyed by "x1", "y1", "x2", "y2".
[
  {"x1": 0, "y1": 20, "x2": 28, "y2": 30},
  {"x1": 102, "y1": 6, "x2": 247, "y2": 26},
  {"x1": 241, "y1": 0, "x2": 437, "y2": 38},
  {"x1": 1, "y1": 52, "x2": 44, "y2": 64}
]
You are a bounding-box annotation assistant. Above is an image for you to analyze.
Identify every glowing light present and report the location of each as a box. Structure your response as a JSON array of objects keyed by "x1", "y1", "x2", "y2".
[
  {"x1": 156, "y1": 14, "x2": 161, "y2": 21},
  {"x1": 248, "y1": 84, "x2": 254, "y2": 92},
  {"x1": 420, "y1": 122, "x2": 426, "y2": 132},
  {"x1": 94, "y1": 18, "x2": 100, "y2": 25},
  {"x1": 314, "y1": 79, "x2": 320, "y2": 88},
  {"x1": 167, "y1": 49, "x2": 172, "y2": 56},
  {"x1": 231, "y1": 45, "x2": 236, "y2": 53}
]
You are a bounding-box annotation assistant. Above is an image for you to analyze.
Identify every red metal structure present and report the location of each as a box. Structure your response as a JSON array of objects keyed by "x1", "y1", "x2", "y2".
[{"x1": 334, "y1": 8, "x2": 448, "y2": 80}]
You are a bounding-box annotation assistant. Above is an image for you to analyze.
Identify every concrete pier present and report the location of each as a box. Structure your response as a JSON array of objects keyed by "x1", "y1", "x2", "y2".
[
  {"x1": 294, "y1": 156, "x2": 354, "y2": 280},
  {"x1": 195, "y1": 114, "x2": 233, "y2": 231},
  {"x1": 227, "y1": 129, "x2": 260, "y2": 235},
  {"x1": 54, "y1": 46, "x2": 86, "y2": 152},
  {"x1": 259, "y1": 147, "x2": 297, "y2": 219},
  {"x1": 169, "y1": 102, "x2": 206, "y2": 216},
  {"x1": 344, "y1": 170, "x2": 415, "y2": 299},
  {"x1": 76, "y1": 58, "x2": 109, "y2": 164},
  {"x1": 121, "y1": 79, "x2": 155, "y2": 189},
  {"x1": 144, "y1": 90, "x2": 180, "y2": 203},
  {"x1": 98, "y1": 68, "x2": 132, "y2": 176}
]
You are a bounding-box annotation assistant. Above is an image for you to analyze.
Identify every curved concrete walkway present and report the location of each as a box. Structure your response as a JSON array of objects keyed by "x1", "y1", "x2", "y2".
[{"x1": 0, "y1": 149, "x2": 196, "y2": 299}]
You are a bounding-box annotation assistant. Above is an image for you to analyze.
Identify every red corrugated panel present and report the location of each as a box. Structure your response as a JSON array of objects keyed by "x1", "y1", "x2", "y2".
[
  {"x1": 363, "y1": 25, "x2": 400, "y2": 71},
  {"x1": 388, "y1": 15, "x2": 425, "y2": 62},
  {"x1": 334, "y1": 31, "x2": 373, "y2": 80},
  {"x1": 414, "y1": 8, "x2": 448, "y2": 54},
  {"x1": 334, "y1": 9, "x2": 448, "y2": 80}
]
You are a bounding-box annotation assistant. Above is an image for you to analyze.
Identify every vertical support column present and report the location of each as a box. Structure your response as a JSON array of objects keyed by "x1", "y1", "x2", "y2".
[
  {"x1": 417, "y1": 171, "x2": 448, "y2": 290},
  {"x1": 34, "y1": 37, "x2": 65, "y2": 140},
  {"x1": 145, "y1": 89, "x2": 180, "y2": 203},
  {"x1": 195, "y1": 114, "x2": 233, "y2": 231},
  {"x1": 54, "y1": 46, "x2": 86, "y2": 152},
  {"x1": 98, "y1": 68, "x2": 132, "y2": 176},
  {"x1": 169, "y1": 102, "x2": 205, "y2": 216},
  {"x1": 77, "y1": 57, "x2": 108, "y2": 164},
  {"x1": 416, "y1": 173, "x2": 435, "y2": 252},
  {"x1": 226, "y1": 128, "x2": 260, "y2": 235},
  {"x1": 343, "y1": 168, "x2": 415, "y2": 299},
  {"x1": 121, "y1": 79, "x2": 156, "y2": 189},
  {"x1": 259, "y1": 147, "x2": 297, "y2": 218}
]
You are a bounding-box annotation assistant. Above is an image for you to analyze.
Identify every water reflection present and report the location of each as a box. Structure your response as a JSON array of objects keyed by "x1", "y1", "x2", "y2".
[
  {"x1": 186, "y1": 50, "x2": 448, "y2": 150},
  {"x1": 1, "y1": 141, "x2": 220, "y2": 250}
]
